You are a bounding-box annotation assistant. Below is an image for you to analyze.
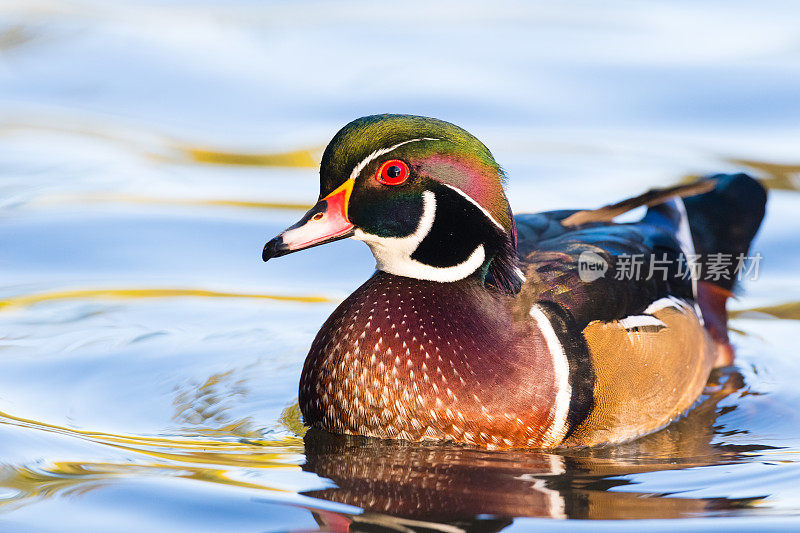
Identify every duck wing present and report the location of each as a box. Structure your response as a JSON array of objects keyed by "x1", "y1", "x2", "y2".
[
  {"x1": 513, "y1": 173, "x2": 766, "y2": 331},
  {"x1": 514, "y1": 206, "x2": 694, "y2": 329}
]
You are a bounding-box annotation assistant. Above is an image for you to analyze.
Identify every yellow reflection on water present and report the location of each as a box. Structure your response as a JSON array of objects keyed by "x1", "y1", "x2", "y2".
[
  {"x1": 0, "y1": 288, "x2": 333, "y2": 311},
  {"x1": 37, "y1": 194, "x2": 313, "y2": 211},
  {"x1": 732, "y1": 301, "x2": 800, "y2": 321},
  {"x1": 728, "y1": 159, "x2": 800, "y2": 191},
  {"x1": 0, "y1": 409, "x2": 302, "y2": 469},
  {"x1": 1, "y1": 121, "x2": 322, "y2": 168},
  {"x1": 0, "y1": 402, "x2": 307, "y2": 513},
  {"x1": 0, "y1": 460, "x2": 295, "y2": 513},
  {"x1": 186, "y1": 147, "x2": 321, "y2": 167},
  {"x1": 680, "y1": 159, "x2": 800, "y2": 192},
  {"x1": 0, "y1": 25, "x2": 34, "y2": 51},
  {"x1": 279, "y1": 402, "x2": 308, "y2": 438}
]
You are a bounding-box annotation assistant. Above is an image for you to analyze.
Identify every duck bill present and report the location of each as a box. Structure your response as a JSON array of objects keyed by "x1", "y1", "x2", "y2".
[{"x1": 262, "y1": 179, "x2": 355, "y2": 261}]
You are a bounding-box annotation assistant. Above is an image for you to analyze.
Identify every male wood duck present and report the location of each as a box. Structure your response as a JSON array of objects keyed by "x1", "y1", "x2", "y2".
[{"x1": 263, "y1": 114, "x2": 766, "y2": 449}]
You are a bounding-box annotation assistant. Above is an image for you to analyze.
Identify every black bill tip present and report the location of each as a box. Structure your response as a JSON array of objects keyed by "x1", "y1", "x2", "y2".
[{"x1": 262, "y1": 236, "x2": 289, "y2": 262}]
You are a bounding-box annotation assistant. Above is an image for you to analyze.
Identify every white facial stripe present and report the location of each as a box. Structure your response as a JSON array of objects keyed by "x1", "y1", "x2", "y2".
[
  {"x1": 442, "y1": 183, "x2": 506, "y2": 232},
  {"x1": 394, "y1": 245, "x2": 486, "y2": 282},
  {"x1": 349, "y1": 137, "x2": 439, "y2": 182},
  {"x1": 530, "y1": 304, "x2": 571, "y2": 447},
  {"x1": 353, "y1": 190, "x2": 487, "y2": 283}
]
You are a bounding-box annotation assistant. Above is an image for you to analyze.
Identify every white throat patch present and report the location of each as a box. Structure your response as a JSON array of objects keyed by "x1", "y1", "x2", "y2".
[{"x1": 353, "y1": 190, "x2": 487, "y2": 282}]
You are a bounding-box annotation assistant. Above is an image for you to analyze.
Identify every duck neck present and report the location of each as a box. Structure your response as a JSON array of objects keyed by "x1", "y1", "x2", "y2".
[{"x1": 354, "y1": 186, "x2": 523, "y2": 293}]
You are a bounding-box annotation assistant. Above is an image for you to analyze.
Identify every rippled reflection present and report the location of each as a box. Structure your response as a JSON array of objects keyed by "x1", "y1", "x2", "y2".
[
  {"x1": 299, "y1": 369, "x2": 773, "y2": 527},
  {"x1": 731, "y1": 301, "x2": 800, "y2": 321},
  {"x1": 729, "y1": 159, "x2": 800, "y2": 192},
  {"x1": 0, "y1": 287, "x2": 332, "y2": 311},
  {"x1": 0, "y1": 369, "x2": 772, "y2": 529},
  {"x1": 0, "y1": 406, "x2": 306, "y2": 515},
  {"x1": 0, "y1": 120, "x2": 321, "y2": 169},
  {"x1": 187, "y1": 147, "x2": 321, "y2": 167}
]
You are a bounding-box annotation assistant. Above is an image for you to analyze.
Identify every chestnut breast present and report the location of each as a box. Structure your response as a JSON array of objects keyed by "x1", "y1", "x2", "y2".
[{"x1": 299, "y1": 272, "x2": 560, "y2": 448}]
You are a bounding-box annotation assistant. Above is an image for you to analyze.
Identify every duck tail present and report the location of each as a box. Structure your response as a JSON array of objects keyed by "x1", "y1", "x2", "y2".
[{"x1": 683, "y1": 173, "x2": 767, "y2": 365}]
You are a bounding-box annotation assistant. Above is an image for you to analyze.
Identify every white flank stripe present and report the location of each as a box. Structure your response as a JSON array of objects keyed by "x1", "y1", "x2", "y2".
[
  {"x1": 530, "y1": 304, "x2": 571, "y2": 447},
  {"x1": 672, "y1": 198, "x2": 696, "y2": 260},
  {"x1": 441, "y1": 183, "x2": 506, "y2": 232},
  {"x1": 618, "y1": 315, "x2": 667, "y2": 329},
  {"x1": 643, "y1": 295, "x2": 697, "y2": 320},
  {"x1": 673, "y1": 198, "x2": 705, "y2": 324},
  {"x1": 349, "y1": 137, "x2": 439, "y2": 181},
  {"x1": 643, "y1": 296, "x2": 683, "y2": 315}
]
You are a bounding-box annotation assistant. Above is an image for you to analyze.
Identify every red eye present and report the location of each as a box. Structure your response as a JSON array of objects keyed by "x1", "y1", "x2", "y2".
[{"x1": 376, "y1": 159, "x2": 410, "y2": 186}]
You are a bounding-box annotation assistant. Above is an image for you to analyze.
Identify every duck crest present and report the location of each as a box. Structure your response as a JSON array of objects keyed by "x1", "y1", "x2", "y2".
[{"x1": 299, "y1": 271, "x2": 567, "y2": 448}]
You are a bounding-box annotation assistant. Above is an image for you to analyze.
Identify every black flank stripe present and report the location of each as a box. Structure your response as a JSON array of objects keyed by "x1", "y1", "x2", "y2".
[{"x1": 535, "y1": 301, "x2": 595, "y2": 439}]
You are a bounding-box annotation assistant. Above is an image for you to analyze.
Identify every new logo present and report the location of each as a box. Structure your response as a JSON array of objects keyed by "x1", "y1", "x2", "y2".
[{"x1": 578, "y1": 251, "x2": 608, "y2": 282}]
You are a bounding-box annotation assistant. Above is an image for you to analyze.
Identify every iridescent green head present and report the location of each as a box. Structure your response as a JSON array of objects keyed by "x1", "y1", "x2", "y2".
[{"x1": 263, "y1": 114, "x2": 521, "y2": 292}]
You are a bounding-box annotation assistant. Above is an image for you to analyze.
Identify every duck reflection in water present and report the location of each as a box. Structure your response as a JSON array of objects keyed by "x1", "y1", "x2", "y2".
[{"x1": 299, "y1": 369, "x2": 771, "y2": 531}]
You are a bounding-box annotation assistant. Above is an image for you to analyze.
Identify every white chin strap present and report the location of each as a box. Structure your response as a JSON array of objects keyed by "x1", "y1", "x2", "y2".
[{"x1": 352, "y1": 190, "x2": 486, "y2": 283}]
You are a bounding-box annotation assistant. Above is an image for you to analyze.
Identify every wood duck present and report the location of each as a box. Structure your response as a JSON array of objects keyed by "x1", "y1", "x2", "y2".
[{"x1": 263, "y1": 114, "x2": 766, "y2": 449}]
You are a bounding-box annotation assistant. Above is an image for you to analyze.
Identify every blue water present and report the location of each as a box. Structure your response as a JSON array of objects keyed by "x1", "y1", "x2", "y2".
[{"x1": 1, "y1": 1, "x2": 799, "y2": 531}]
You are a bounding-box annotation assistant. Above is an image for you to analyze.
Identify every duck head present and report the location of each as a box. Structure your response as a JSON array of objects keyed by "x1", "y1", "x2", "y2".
[{"x1": 263, "y1": 114, "x2": 522, "y2": 292}]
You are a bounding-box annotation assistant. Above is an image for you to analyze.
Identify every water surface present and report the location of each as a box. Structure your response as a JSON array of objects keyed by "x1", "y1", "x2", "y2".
[{"x1": 1, "y1": 1, "x2": 799, "y2": 531}]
